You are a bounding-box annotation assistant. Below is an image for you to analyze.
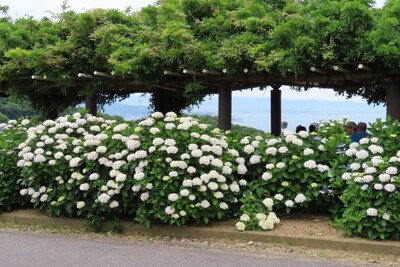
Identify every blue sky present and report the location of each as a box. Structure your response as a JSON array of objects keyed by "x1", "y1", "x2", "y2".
[{"x1": 3, "y1": 0, "x2": 387, "y2": 102}]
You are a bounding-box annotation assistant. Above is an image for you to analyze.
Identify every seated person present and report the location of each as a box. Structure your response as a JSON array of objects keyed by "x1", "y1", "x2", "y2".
[
  {"x1": 345, "y1": 121, "x2": 360, "y2": 143},
  {"x1": 357, "y1": 122, "x2": 371, "y2": 139},
  {"x1": 296, "y1": 125, "x2": 307, "y2": 133},
  {"x1": 309, "y1": 123, "x2": 319, "y2": 133}
]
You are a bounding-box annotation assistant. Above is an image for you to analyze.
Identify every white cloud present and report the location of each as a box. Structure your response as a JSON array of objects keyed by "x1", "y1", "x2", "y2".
[{"x1": 3, "y1": 0, "x2": 157, "y2": 18}]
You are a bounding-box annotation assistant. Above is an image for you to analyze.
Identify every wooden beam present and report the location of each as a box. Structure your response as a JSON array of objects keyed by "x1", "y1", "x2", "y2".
[
  {"x1": 218, "y1": 85, "x2": 232, "y2": 131},
  {"x1": 183, "y1": 69, "x2": 206, "y2": 76},
  {"x1": 357, "y1": 64, "x2": 370, "y2": 71},
  {"x1": 333, "y1": 66, "x2": 350, "y2": 73},
  {"x1": 386, "y1": 77, "x2": 400, "y2": 120},
  {"x1": 153, "y1": 85, "x2": 178, "y2": 92},
  {"x1": 77, "y1": 73, "x2": 93, "y2": 79},
  {"x1": 163, "y1": 70, "x2": 184, "y2": 77},
  {"x1": 271, "y1": 85, "x2": 281, "y2": 136},
  {"x1": 202, "y1": 69, "x2": 221, "y2": 75},
  {"x1": 310, "y1": 67, "x2": 326, "y2": 75},
  {"x1": 93, "y1": 71, "x2": 115, "y2": 79}
]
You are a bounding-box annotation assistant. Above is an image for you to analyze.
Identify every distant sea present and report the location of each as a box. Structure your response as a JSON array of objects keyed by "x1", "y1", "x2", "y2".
[{"x1": 103, "y1": 94, "x2": 386, "y2": 133}]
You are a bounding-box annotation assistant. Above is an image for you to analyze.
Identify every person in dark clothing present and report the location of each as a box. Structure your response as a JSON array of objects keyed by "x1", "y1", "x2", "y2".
[
  {"x1": 345, "y1": 121, "x2": 360, "y2": 143},
  {"x1": 357, "y1": 122, "x2": 371, "y2": 139},
  {"x1": 296, "y1": 125, "x2": 307, "y2": 133}
]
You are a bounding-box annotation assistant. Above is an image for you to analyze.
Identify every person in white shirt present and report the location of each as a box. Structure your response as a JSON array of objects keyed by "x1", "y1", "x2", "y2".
[{"x1": 281, "y1": 121, "x2": 292, "y2": 136}]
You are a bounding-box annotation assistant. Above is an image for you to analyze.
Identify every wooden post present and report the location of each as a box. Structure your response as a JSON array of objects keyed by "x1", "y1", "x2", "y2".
[
  {"x1": 271, "y1": 85, "x2": 282, "y2": 136},
  {"x1": 218, "y1": 84, "x2": 232, "y2": 130},
  {"x1": 386, "y1": 77, "x2": 400, "y2": 120},
  {"x1": 85, "y1": 94, "x2": 97, "y2": 116}
]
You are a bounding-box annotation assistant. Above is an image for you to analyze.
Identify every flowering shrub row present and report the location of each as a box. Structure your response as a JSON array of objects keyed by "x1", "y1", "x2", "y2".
[{"x1": 0, "y1": 114, "x2": 399, "y2": 239}]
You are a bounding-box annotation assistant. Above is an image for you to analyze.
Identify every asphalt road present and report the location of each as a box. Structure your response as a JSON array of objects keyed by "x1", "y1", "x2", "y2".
[{"x1": 0, "y1": 231, "x2": 357, "y2": 267}]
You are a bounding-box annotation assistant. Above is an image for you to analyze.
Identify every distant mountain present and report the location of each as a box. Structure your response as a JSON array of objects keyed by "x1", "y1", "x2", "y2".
[
  {"x1": 103, "y1": 95, "x2": 386, "y2": 132},
  {"x1": 102, "y1": 103, "x2": 149, "y2": 121}
]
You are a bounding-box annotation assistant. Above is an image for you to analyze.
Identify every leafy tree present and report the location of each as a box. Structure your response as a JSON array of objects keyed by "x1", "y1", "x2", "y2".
[{"x1": 0, "y1": 0, "x2": 398, "y2": 117}]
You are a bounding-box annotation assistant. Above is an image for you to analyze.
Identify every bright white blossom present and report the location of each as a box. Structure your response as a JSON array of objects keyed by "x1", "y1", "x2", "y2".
[{"x1": 366, "y1": 208, "x2": 378, "y2": 216}]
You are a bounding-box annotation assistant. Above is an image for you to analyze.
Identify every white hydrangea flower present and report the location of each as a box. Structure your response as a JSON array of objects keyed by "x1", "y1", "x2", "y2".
[
  {"x1": 33, "y1": 155, "x2": 46, "y2": 163},
  {"x1": 134, "y1": 172, "x2": 145, "y2": 181},
  {"x1": 221, "y1": 166, "x2": 232, "y2": 175},
  {"x1": 165, "y1": 206, "x2": 175, "y2": 215},
  {"x1": 359, "y1": 138, "x2": 369, "y2": 145},
  {"x1": 151, "y1": 112, "x2": 164, "y2": 118},
  {"x1": 345, "y1": 148, "x2": 358, "y2": 157},
  {"x1": 285, "y1": 200, "x2": 294, "y2": 207},
  {"x1": 87, "y1": 151, "x2": 98, "y2": 161},
  {"x1": 278, "y1": 146, "x2": 288, "y2": 154},
  {"x1": 298, "y1": 131, "x2": 309, "y2": 138},
  {"x1": 214, "y1": 191, "x2": 224, "y2": 199},
  {"x1": 182, "y1": 179, "x2": 193, "y2": 187},
  {"x1": 211, "y1": 145, "x2": 223, "y2": 155},
  {"x1": 265, "y1": 147, "x2": 277, "y2": 156},
  {"x1": 228, "y1": 149, "x2": 239, "y2": 157},
  {"x1": 166, "y1": 146, "x2": 178, "y2": 154},
  {"x1": 199, "y1": 156, "x2": 210, "y2": 165},
  {"x1": 243, "y1": 144, "x2": 255, "y2": 154},
  {"x1": 240, "y1": 137, "x2": 250, "y2": 144},
  {"x1": 249, "y1": 155, "x2": 261, "y2": 164},
  {"x1": 140, "y1": 192, "x2": 149, "y2": 201},
  {"x1": 374, "y1": 183, "x2": 383, "y2": 190},
  {"x1": 276, "y1": 162, "x2": 285, "y2": 169},
  {"x1": 368, "y1": 145, "x2": 384, "y2": 154},
  {"x1": 267, "y1": 139, "x2": 278, "y2": 146},
  {"x1": 262, "y1": 172, "x2": 272, "y2": 181},
  {"x1": 240, "y1": 214, "x2": 250, "y2": 222},
  {"x1": 165, "y1": 138, "x2": 176, "y2": 146},
  {"x1": 78, "y1": 183, "x2": 89, "y2": 191},
  {"x1": 98, "y1": 193, "x2": 110, "y2": 204},
  {"x1": 129, "y1": 185, "x2": 141, "y2": 192},
  {"x1": 116, "y1": 172, "x2": 127, "y2": 182},
  {"x1": 135, "y1": 150, "x2": 147, "y2": 159},
  {"x1": 77, "y1": 201, "x2": 85, "y2": 209},
  {"x1": 180, "y1": 189, "x2": 190, "y2": 197},
  {"x1": 384, "y1": 184, "x2": 396, "y2": 192},
  {"x1": 235, "y1": 221, "x2": 246, "y2": 231},
  {"x1": 201, "y1": 200, "x2": 210, "y2": 208},
  {"x1": 211, "y1": 158, "x2": 223, "y2": 168},
  {"x1": 274, "y1": 194, "x2": 284, "y2": 201},
  {"x1": 386, "y1": 167, "x2": 398, "y2": 175},
  {"x1": 350, "y1": 163, "x2": 361, "y2": 171},
  {"x1": 366, "y1": 208, "x2": 378, "y2": 216},
  {"x1": 265, "y1": 163, "x2": 274, "y2": 170},
  {"x1": 263, "y1": 198, "x2": 274, "y2": 209},
  {"x1": 219, "y1": 202, "x2": 229, "y2": 210},
  {"x1": 40, "y1": 194, "x2": 48, "y2": 202},
  {"x1": 237, "y1": 164, "x2": 248, "y2": 175},
  {"x1": 126, "y1": 140, "x2": 141, "y2": 150},
  {"x1": 229, "y1": 182, "x2": 240, "y2": 192},
  {"x1": 208, "y1": 182, "x2": 218, "y2": 191},
  {"x1": 303, "y1": 148, "x2": 314, "y2": 156},
  {"x1": 294, "y1": 194, "x2": 306, "y2": 203},
  {"x1": 20, "y1": 189, "x2": 28, "y2": 196},
  {"x1": 169, "y1": 171, "x2": 178, "y2": 177},
  {"x1": 383, "y1": 213, "x2": 391, "y2": 221},
  {"x1": 292, "y1": 139, "x2": 303, "y2": 146},
  {"x1": 365, "y1": 167, "x2": 377, "y2": 174},
  {"x1": 109, "y1": 200, "x2": 119, "y2": 208}
]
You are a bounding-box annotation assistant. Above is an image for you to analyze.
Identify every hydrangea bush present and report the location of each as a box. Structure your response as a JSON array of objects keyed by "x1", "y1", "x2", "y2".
[
  {"x1": 16, "y1": 112, "x2": 245, "y2": 228},
  {"x1": 1, "y1": 112, "x2": 399, "y2": 240},
  {"x1": 338, "y1": 117, "x2": 400, "y2": 239},
  {"x1": 0, "y1": 119, "x2": 33, "y2": 210}
]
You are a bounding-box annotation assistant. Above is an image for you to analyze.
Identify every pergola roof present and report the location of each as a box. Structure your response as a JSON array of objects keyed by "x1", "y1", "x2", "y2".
[{"x1": 9, "y1": 63, "x2": 388, "y2": 95}]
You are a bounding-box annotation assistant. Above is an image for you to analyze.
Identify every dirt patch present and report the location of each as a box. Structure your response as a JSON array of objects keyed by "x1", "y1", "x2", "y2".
[{"x1": 211, "y1": 214, "x2": 343, "y2": 239}]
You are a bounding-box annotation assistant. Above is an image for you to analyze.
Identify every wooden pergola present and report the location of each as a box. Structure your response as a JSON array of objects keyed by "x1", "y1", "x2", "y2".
[{"x1": 5, "y1": 63, "x2": 398, "y2": 136}]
